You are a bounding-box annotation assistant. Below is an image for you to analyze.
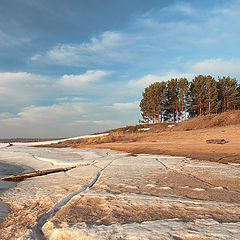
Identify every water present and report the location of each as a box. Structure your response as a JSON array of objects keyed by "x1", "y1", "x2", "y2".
[{"x1": 0, "y1": 161, "x2": 25, "y2": 222}]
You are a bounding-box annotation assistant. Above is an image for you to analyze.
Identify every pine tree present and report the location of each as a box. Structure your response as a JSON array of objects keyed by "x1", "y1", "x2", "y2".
[
  {"x1": 189, "y1": 75, "x2": 207, "y2": 117},
  {"x1": 149, "y1": 83, "x2": 160, "y2": 123},
  {"x1": 139, "y1": 86, "x2": 152, "y2": 123},
  {"x1": 167, "y1": 78, "x2": 179, "y2": 122},
  {"x1": 140, "y1": 75, "x2": 240, "y2": 123},
  {"x1": 159, "y1": 81, "x2": 167, "y2": 122},
  {"x1": 178, "y1": 78, "x2": 189, "y2": 121},
  {"x1": 218, "y1": 76, "x2": 239, "y2": 111},
  {"x1": 235, "y1": 85, "x2": 240, "y2": 110},
  {"x1": 205, "y1": 75, "x2": 218, "y2": 114}
]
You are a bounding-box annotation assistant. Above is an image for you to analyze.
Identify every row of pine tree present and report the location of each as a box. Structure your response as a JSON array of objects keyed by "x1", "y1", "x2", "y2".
[{"x1": 139, "y1": 75, "x2": 240, "y2": 123}]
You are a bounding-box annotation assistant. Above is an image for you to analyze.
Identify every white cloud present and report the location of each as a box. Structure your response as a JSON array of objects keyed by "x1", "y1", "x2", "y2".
[
  {"x1": 191, "y1": 58, "x2": 240, "y2": 77},
  {"x1": 32, "y1": 31, "x2": 135, "y2": 66},
  {"x1": 129, "y1": 72, "x2": 194, "y2": 89},
  {"x1": 92, "y1": 120, "x2": 121, "y2": 125},
  {"x1": 0, "y1": 72, "x2": 49, "y2": 83},
  {"x1": 112, "y1": 101, "x2": 140, "y2": 111},
  {"x1": 0, "y1": 30, "x2": 31, "y2": 47},
  {"x1": 211, "y1": 1, "x2": 240, "y2": 17},
  {"x1": 0, "y1": 100, "x2": 134, "y2": 137},
  {"x1": 129, "y1": 58, "x2": 240, "y2": 91},
  {"x1": 0, "y1": 72, "x2": 54, "y2": 107},
  {"x1": 0, "y1": 112, "x2": 14, "y2": 119},
  {"x1": 30, "y1": 54, "x2": 42, "y2": 61},
  {"x1": 72, "y1": 119, "x2": 121, "y2": 125},
  {"x1": 59, "y1": 70, "x2": 109, "y2": 87},
  {"x1": 172, "y1": 3, "x2": 196, "y2": 16},
  {"x1": 2, "y1": 102, "x2": 86, "y2": 126}
]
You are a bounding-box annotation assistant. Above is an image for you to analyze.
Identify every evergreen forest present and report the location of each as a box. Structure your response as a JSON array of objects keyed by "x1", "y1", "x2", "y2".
[{"x1": 140, "y1": 75, "x2": 240, "y2": 123}]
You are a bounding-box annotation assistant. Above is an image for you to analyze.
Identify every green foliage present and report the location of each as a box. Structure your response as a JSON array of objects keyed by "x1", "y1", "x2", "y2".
[
  {"x1": 140, "y1": 74, "x2": 240, "y2": 123},
  {"x1": 218, "y1": 76, "x2": 239, "y2": 112},
  {"x1": 140, "y1": 82, "x2": 167, "y2": 123}
]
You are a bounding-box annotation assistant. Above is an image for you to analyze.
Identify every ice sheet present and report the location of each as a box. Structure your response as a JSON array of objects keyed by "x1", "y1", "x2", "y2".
[{"x1": 0, "y1": 142, "x2": 239, "y2": 239}]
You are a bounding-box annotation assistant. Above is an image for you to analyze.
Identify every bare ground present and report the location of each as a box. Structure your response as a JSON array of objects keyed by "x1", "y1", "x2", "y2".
[{"x1": 52, "y1": 124, "x2": 240, "y2": 164}]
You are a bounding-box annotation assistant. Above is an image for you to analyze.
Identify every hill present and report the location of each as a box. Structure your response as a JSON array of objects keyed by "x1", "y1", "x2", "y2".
[
  {"x1": 51, "y1": 111, "x2": 240, "y2": 145},
  {"x1": 47, "y1": 111, "x2": 240, "y2": 164}
]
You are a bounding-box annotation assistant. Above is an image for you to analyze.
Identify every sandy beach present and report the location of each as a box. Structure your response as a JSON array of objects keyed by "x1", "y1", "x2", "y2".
[
  {"x1": 52, "y1": 124, "x2": 240, "y2": 164},
  {"x1": 0, "y1": 141, "x2": 239, "y2": 239}
]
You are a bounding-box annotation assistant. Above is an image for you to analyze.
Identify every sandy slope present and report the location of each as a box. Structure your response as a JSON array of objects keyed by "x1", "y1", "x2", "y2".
[
  {"x1": 57, "y1": 125, "x2": 240, "y2": 164},
  {"x1": 0, "y1": 144, "x2": 239, "y2": 239}
]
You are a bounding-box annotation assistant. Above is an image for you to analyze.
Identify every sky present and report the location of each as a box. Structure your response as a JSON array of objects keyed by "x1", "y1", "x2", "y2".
[{"x1": 0, "y1": 0, "x2": 240, "y2": 138}]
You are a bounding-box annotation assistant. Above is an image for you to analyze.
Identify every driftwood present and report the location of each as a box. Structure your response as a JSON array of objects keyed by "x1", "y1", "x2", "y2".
[
  {"x1": 1, "y1": 166, "x2": 76, "y2": 181},
  {"x1": 206, "y1": 139, "x2": 226, "y2": 144}
]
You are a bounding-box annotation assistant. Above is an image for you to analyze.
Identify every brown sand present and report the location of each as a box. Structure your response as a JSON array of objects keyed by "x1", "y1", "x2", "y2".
[{"x1": 58, "y1": 125, "x2": 240, "y2": 164}]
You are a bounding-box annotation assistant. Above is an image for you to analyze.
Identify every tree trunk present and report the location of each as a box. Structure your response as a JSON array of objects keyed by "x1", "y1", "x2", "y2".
[
  {"x1": 209, "y1": 95, "x2": 211, "y2": 115},
  {"x1": 185, "y1": 100, "x2": 187, "y2": 120},
  {"x1": 181, "y1": 98, "x2": 184, "y2": 121},
  {"x1": 199, "y1": 100, "x2": 202, "y2": 116},
  {"x1": 224, "y1": 97, "x2": 226, "y2": 112},
  {"x1": 176, "y1": 102, "x2": 179, "y2": 123}
]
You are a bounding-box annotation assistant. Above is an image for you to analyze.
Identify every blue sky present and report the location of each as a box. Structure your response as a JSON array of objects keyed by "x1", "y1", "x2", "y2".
[{"x1": 0, "y1": 0, "x2": 240, "y2": 138}]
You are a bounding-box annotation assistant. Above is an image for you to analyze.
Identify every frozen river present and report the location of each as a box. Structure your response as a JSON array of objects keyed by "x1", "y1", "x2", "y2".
[{"x1": 0, "y1": 141, "x2": 239, "y2": 239}]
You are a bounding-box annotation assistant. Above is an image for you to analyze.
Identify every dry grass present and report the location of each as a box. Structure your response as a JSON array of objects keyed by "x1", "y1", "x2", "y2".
[
  {"x1": 45, "y1": 111, "x2": 240, "y2": 164},
  {"x1": 174, "y1": 111, "x2": 240, "y2": 131},
  {"x1": 50, "y1": 111, "x2": 240, "y2": 147}
]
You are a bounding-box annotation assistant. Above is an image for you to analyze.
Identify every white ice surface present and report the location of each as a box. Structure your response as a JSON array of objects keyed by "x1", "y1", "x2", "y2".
[
  {"x1": 0, "y1": 142, "x2": 239, "y2": 240},
  {"x1": 8, "y1": 132, "x2": 109, "y2": 146}
]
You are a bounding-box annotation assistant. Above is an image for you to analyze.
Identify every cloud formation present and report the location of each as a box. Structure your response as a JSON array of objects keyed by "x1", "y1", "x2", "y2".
[
  {"x1": 59, "y1": 70, "x2": 109, "y2": 88},
  {"x1": 31, "y1": 31, "x2": 135, "y2": 67},
  {"x1": 112, "y1": 101, "x2": 140, "y2": 111},
  {"x1": 1, "y1": 1, "x2": 240, "y2": 137},
  {"x1": 129, "y1": 73, "x2": 194, "y2": 89},
  {"x1": 191, "y1": 58, "x2": 240, "y2": 77}
]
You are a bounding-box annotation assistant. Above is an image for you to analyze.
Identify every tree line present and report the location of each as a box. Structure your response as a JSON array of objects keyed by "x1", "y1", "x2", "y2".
[{"x1": 139, "y1": 75, "x2": 240, "y2": 123}]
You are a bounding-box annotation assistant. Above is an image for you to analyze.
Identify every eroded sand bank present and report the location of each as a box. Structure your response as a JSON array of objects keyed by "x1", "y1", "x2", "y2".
[{"x1": 0, "y1": 144, "x2": 239, "y2": 239}]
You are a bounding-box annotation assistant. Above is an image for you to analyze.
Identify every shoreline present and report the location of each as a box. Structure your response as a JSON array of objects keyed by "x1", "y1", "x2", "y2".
[
  {"x1": 42, "y1": 124, "x2": 240, "y2": 164},
  {"x1": 0, "y1": 160, "x2": 34, "y2": 222},
  {"x1": 48, "y1": 140, "x2": 240, "y2": 164}
]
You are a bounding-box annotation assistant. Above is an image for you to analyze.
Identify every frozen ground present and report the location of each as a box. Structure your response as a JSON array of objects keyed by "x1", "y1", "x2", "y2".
[{"x1": 0, "y1": 140, "x2": 239, "y2": 239}]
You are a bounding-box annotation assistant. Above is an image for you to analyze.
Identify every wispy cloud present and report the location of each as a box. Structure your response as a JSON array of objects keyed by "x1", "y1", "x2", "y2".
[
  {"x1": 0, "y1": 30, "x2": 32, "y2": 47},
  {"x1": 172, "y1": 3, "x2": 197, "y2": 16},
  {"x1": 0, "y1": 72, "x2": 49, "y2": 83},
  {"x1": 59, "y1": 70, "x2": 109, "y2": 88},
  {"x1": 2, "y1": 102, "x2": 86, "y2": 125},
  {"x1": 31, "y1": 31, "x2": 136, "y2": 67},
  {"x1": 111, "y1": 101, "x2": 140, "y2": 111},
  {"x1": 129, "y1": 72, "x2": 194, "y2": 89},
  {"x1": 29, "y1": 1, "x2": 240, "y2": 71},
  {"x1": 190, "y1": 58, "x2": 240, "y2": 77},
  {"x1": 1, "y1": 1, "x2": 240, "y2": 137},
  {"x1": 0, "y1": 72, "x2": 54, "y2": 109}
]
